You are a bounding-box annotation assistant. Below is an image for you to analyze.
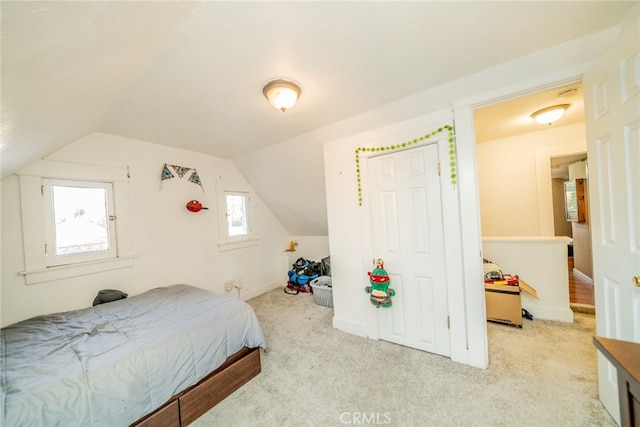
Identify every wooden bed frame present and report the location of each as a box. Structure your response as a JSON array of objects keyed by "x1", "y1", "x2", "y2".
[{"x1": 132, "y1": 347, "x2": 261, "y2": 426}]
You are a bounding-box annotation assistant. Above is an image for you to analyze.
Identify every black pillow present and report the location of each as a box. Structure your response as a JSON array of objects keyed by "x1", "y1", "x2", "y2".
[{"x1": 93, "y1": 289, "x2": 127, "y2": 306}]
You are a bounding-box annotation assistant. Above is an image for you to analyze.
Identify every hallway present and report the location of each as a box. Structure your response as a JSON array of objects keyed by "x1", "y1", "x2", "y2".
[{"x1": 568, "y1": 256, "x2": 594, "y2": 306}]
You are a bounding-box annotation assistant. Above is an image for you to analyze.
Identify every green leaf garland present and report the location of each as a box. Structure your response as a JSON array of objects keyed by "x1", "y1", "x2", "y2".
[{"x1": 355, "y1": 124, "x2": 456, "y2": 206}]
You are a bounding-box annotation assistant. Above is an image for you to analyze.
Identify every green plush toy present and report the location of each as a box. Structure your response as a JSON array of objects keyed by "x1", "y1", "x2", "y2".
[{"x1": 365, "y1": 259, "x2": 396, "y2": 308}]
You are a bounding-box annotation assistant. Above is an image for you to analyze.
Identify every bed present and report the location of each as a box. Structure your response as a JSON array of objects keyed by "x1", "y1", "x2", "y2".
[{"x1": 1, "y1": 284, "x2": 266, "y2": 426}]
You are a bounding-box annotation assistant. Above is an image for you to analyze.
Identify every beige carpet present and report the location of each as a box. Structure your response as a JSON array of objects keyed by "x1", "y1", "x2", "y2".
[{"x1": 192, "y1": 287, "x2": 615, "y2": 426}]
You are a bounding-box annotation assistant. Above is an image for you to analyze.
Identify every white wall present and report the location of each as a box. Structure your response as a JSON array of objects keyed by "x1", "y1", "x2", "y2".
[
  {"x1": 1, "y1": 133, "x2": 290, "y2": 326},
  {"x1": 290, "y1": 236, "x2": 330, "y2": 263},
  {"x1": 476, "y1": 123, "x2": 587, "y2": 236},
  {"x1": 321, "y1": 27, "x2": 619, "y2": 369},
  {"x1": 483, "y1": 237, "x2": 574, "y2": 322},
  {"x1": 568, "y1": 159, "x2": 592, "y2": 279}
]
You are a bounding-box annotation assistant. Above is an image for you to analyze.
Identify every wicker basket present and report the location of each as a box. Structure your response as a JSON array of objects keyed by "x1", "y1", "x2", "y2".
[{"x1": 310, "y1": 276, "x2": 333, "y2": 308}]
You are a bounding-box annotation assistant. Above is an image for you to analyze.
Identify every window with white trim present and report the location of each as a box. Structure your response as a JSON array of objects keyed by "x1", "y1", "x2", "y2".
[
  {"x1": 18, "y1": 160, "x2": 134, "y2": 284},
  {"x1": 43, "y1": 179, "x2": 117, "y2": 266},
  {"x1": 226, "y1": 192, "x2": 251, "y2": 238},
  {"x1": 216, "y1": 180, "x2": 259, "y2": 251}
]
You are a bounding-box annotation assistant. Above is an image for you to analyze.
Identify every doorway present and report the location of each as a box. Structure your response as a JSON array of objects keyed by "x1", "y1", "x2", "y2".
[
  {"x1": 550, "y1": 153, "x2": 595, "y2": 308},
  {"x1": 473, "y1": 82, "x2": 592, "y2": 309}
]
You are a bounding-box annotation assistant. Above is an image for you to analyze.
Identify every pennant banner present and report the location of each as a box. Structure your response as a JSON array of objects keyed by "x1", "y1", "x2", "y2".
[
  {"x1": 160, "y1": 163, "x2": 204, "y2": 191},
  {"x1": 188, "y1": 170, "x2": 202, "y2": 187},
  {"x1": 171, "y1": 165, "x2": 190, "y2": 179},
  {"x1": 161, "y1": 164, "x2": 174, "y2": 181}
]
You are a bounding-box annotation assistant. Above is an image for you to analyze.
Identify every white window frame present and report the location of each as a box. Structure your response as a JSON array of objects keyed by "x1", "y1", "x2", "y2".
[
  {"x1": 224, "y1": 191, "x2": 250, "y2": 239},
  {"x1": 18, "y1": 160, "x2": 135, "y2": 284},
  {"x1": 43, "y1": 179, "x2": 117, "y2": 266},
  {"x1": 216, "y1": 179, "x2": 259, "y2": 251}
]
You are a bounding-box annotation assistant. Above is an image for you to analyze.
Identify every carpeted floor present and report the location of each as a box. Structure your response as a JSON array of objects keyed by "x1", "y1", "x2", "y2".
[{"x1": 192, "y1": 287, "x2": 615, "y2": 426}]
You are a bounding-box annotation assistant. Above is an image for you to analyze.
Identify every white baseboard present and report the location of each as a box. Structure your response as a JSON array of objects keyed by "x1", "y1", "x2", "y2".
[
  {"x1": 235, "y1": 280, "x2": 283, "y2": 301},
  {"x1": 332, "y1": 316, "x2": 368, "y2": 338},
  {"x1": 573, "y1": 268, "x2": 593, "y2": 285},
  {"x1": 522, "y1": 304, "x2": 574, "y2": 323}
]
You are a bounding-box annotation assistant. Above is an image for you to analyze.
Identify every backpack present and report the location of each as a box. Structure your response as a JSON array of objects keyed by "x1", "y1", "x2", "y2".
[{"x1": 284, "y1": 257, "x2": 321, "y2": 294}]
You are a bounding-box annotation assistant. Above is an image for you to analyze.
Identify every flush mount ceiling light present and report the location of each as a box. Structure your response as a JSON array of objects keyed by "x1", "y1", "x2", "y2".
[
  {"x1": 530, "y1": 104, "x2": 570, "y2": 125},
  {"x1": 262, "y1": 79, "x2": 301, "y2": 112}
]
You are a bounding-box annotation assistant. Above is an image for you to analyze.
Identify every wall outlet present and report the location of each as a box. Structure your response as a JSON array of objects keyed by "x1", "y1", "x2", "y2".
[{"x1": 224, "y1": 280, "x2": 235, "y2": 291}]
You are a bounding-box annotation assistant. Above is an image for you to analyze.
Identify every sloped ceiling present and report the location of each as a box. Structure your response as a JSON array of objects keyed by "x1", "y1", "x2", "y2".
[{"x1": 1, "y1": 1, "x2": 635, "y2": 235}]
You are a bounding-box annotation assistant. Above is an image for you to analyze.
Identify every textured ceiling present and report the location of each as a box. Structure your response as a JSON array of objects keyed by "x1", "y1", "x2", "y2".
[
  {"x1": 2, "y1": 1, "x2": 635, "y2": 178},
  {"x1": 1, "y1": 1, "x2": 636, "y2": 235}
]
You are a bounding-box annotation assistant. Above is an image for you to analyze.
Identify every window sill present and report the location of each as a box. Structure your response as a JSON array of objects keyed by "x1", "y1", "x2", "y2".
[
  {"x1": 20, "y1": 255, "x2": 136, "y2": 285},
  {"x1": 217, "y1": 237, "x2": 260, "y2": 252}
]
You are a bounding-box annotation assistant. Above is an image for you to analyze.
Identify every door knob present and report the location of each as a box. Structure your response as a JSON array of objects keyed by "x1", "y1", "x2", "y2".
[{"x1": 634, "y1": 276, "x2": 640, "y2": 287}]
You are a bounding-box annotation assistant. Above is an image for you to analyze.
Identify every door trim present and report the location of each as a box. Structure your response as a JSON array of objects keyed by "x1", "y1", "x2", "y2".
[
  {"x1": 453, "y1": 73, "x2": 589, "y2": 369},
  {"x1": 357, "y1": 128, "x2": 459, "y2": 351}
]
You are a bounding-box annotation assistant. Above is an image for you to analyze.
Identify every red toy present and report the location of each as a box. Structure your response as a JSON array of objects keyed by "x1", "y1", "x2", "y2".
[{"x1": 186, "y1": 200, "x2": 208, "y2": 212}]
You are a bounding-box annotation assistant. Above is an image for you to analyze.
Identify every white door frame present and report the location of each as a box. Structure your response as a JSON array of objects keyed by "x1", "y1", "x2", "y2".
[
  {"x1": 356, "y1": 113, "x2": 481, "y2": 365},
  {"x1": 453, "y1": 73, "x2": 591, "y2": 363},
  {"x1": 367, "y1": 142, "x2": 451, "y2": 356},
  {"x1": 454, "y1": 40, "x2": 638, "y2": 423},
  {"x1": 358, "y1": 127, "x2": 453, "y2": 341}
]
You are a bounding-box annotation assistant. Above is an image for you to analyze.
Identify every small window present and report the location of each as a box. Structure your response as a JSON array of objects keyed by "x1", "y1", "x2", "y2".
[
  {"x1": 216, "y1": 180, "x2": 259, "y2": 251},
  {"x1": 43, "y1": 179, "x2": 117, "y2": 266},
  {"x1": 226, "y1": 192, "x2": 249, "y2": 237}
]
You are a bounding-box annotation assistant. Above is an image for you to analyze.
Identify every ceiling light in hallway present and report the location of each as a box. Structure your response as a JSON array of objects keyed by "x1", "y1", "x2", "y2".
[{"x1": 530, "y1": 104, "x2": 570, "y2": 125}]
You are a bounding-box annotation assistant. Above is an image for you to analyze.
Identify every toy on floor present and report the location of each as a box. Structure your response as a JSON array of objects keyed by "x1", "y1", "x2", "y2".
[{"x1": 365, "y1": 259, "x2": 396, "y2": 308}]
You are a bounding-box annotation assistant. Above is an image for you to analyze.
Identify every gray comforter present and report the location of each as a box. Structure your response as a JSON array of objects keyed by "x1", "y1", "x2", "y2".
[{"x1": 1, "y1": 284, "x2": 266, "y2": 426}]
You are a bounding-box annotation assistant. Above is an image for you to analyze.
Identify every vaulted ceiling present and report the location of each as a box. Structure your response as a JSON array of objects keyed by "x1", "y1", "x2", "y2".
[{"x1": 1, "y1": 1, "x2": 635, "y2": 235}]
